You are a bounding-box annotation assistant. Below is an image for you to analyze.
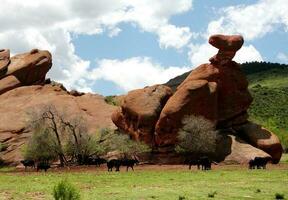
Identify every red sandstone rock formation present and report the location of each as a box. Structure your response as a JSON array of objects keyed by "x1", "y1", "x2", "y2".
[
  {"x1": 112, "y1": 85, "x2": 172, "y2": 145},
  {"x1": 0, "y1": 49, "x2": 117, "y2": 164},
  {"x1": 112, "y1": 34, "x2": 283, "y2": 164}
]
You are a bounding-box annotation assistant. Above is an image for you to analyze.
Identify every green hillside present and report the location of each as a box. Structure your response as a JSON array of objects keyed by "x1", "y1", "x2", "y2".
[{"x1": 244, "y1": 62, "x2": 288, "y2": 151}]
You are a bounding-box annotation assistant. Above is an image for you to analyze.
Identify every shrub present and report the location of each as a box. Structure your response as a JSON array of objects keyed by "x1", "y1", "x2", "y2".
[
  {"x1": 275, "y1": 193, "x2": 285, "y2": 200},
  {"x1": 23, "y1": 128, "x2": 59, "y2": 163},
  {"x1": 0, "y1": 143, "x2": 8, "y2": 152},
  {"x1": 53, "y1": 180, "x2": 80, "y2": 200},
  {"x1": 0, "y1": 158, "x2": 5, "y2": 167},
  {"x1": 104, "y1": 96, "x2": 119, "y2": 106},
  {"x1": 208, "y1": 191, "x2": 217, "y2": 198},
  {"x1": 175, "y1": 115, "x2": 218, "y2": 156},
  {"x1": 178, "y1": 196, "x2": 186, "y2": 200},
  {"x1": 99, "y1": 128, "x2": 151, "y2": 158}
]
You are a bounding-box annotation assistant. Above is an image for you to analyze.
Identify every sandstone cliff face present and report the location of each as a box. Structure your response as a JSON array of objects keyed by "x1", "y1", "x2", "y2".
[
  {"x1": 112, "y1": 35, "x2": 283, "y2": 164},
  {"x1": 0, "y1": 49, "x2": 116, "y2": 164}
]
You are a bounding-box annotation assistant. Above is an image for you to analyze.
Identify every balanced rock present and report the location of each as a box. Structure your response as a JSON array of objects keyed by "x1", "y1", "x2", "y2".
[
  {"x1": 234, "y1": 122, "x2": 283, "y2": 163},
  {"x1": 155, "y1": 36, "x2": 252, "y2": 147},
  {"x1": 112, "y1": 85, "x2": 172, "y2": 145},
  {"x1": 209, "y1": 34, "x2": 244, "y2": 51},
  {"x1": 111, "y1": 34, "x2": 283, "y2": 164},
  {"x1": 209, "y1": 35, "x2": 244, "y2": 65}
]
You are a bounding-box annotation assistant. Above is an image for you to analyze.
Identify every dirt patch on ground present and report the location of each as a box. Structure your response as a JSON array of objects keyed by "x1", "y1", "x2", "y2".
[{"x1": 4, "y1": 163, "x2": 288, "y2": 175}]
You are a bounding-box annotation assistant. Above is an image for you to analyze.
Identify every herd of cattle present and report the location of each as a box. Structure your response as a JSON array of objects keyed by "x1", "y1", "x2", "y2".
[{"x1": 20, "y1": 156, "x2": 270, "y2": 172}]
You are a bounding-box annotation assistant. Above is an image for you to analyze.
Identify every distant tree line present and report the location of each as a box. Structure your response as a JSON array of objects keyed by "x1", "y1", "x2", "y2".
[{"x1": 241, "y1": 61, "x2": 288, "y2": 75}]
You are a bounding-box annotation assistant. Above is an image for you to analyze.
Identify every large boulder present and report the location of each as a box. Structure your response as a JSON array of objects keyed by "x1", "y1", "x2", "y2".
[
  {"x1": 155, "y1": 79, "x2": 218, "y2": 147},
  {"x1": 0, "y1": 49, "x2": 52, "y2": 95},
  {"x1": 218, "y1": 134, "x2": 272, "y2": 164},
  {"x1": 112, "y1": 85, "x2": 172, "y2": 145},
  {"x1": 156, "y1": 48, "x2": 252, "y2": 147},
  {"x1": 234, "y1": 122, "x2": 283, "y2": 163},
  {"x1": 6, "y1": 49, "x2": 52, "y2": 85},
  {"x1": 0, "y1": 84, "x2": 117, "y2": 164}
]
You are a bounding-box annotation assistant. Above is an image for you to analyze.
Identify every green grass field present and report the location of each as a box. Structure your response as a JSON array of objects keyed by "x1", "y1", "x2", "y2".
[{"x1": 0, "y1": 155, "x2": 288, "y2": 200}]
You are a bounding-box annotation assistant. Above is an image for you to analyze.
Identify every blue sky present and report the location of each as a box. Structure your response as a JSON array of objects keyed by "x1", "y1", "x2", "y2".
[{"x1": 1, "y1": 0, "x2": 288, "y2": 95}]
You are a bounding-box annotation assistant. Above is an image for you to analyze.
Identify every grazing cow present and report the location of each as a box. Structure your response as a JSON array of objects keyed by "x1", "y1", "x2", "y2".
[
  {"x1": 121, "y1": 158, "x2": 139, "y2": 171},
  {"x1": 249, "y1": 157, "x2": 269, "y2": 169},
  {"x1": 198, "y1": 156, "x2": 217, "y2": 170},
  {"x1": 36, "y1": 162, "x2": 51, "y2": 172},
  {"x1": 184, "y1": 158, "x2": 201, "y2": 170},
  {"x1": 107, "y1": 159, "x2": 121, "y2": 172},
  {"x1": 20, "y1": 160, "x2": 35, "y2": 170}
]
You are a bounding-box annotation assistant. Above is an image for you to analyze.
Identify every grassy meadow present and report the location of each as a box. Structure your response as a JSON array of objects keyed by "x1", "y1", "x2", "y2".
[{"x1": 0, "y1": 155, "x2": 287, "y2": 200}]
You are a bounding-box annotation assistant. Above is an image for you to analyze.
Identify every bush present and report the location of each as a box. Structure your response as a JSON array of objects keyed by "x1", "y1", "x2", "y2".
[
  {"x1": 65, "y1": 133, "x2": 106, "y2": 164},
  {"x1": 23, "y1": 128, "x2": 59, "y2": 162},
  {"x1": 208, "y1": 191, "x2": 217, "y2": 198},
  {"x1": 99, "y1": 128, "x2": 151, "y2": 157},
  {"x1": 175, "y1": 115, "x2": 218, "y2": 156},
  {"x1": 0, "y1": 143, "x2": 8, "y2": 152},
  {"x1": 53, "y1": 180, "x2": 80, "y2": 200},
  {"x1": 104, "y1": 96, "x2": 119, "y2": 106},
  {"x1": 0, "y1": 158, "x2": 5, "y2": 167},
  {"x1": 275, "y1": 193, "x2": 285, "y2": 200}
]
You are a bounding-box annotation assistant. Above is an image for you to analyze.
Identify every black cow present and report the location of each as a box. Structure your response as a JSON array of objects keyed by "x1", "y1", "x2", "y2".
[
  {"x1": 184, "y1": 158, "x2": 201, "y2": 170},
  {"x1": 249, "y1": 157, "x2": 269, "y2": 169},
  {"x1": 20, "y1": 160, "x2": 35, "y2": 170},
  {"x1": 37, "y1": 162, "x2": 51, "y2": 172},
  {"x1": 107, "y1": 159, "x2": 121, "y2": 172},
  {"x1": 121, "y1": 158, "x2": 139, "y2": 171},
  {"x1": 187, "y1": 156, "x2": 217, "y2": 170},
  {"x1": 198, "y1": 157, "x2": 211, "y2": 170}
]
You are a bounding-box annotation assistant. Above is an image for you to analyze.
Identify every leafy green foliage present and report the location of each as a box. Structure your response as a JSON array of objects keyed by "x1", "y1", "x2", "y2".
[
  {"x1": 104, "y1": 96, "x2": 119, "y2": 106},
  {"x1": 98, "y1": 128, "x2": 151, "y2": 157},
  {"x1": 53, "y1": 180, "x2": 80, "y2": 200},
  {"x1": 23, "y1": 128, "x2": 59, "y2": 162},
  {"x1": 175, "y1": 115, "x2": 217, "y2": 155},
  {"x1": 0, "y1": 143, "x2": 8, "y2": 152}
]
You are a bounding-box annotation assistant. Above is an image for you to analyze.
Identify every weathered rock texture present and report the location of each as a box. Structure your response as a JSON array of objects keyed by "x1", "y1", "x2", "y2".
[
  {"x1": 112, "y1": 34, "x2": 283, "y2": 164},
  {"x1": 0, "y1": 49, "x2": 116, "y2": 164},
  {"x1": 112, "y1": 85, "x2": 172, "y2": 145},
  {"x1": 0, "y1": 49, "x2": 52, "y2": 95}
]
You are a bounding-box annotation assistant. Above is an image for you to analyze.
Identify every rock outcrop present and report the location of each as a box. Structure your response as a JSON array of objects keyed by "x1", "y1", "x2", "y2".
[
  {"x1": 112, "y1": 34, "x2": 283, "y2": 164},
  {"x1": 234, "y1": 122, "x2": 283, "y2": 163},
  {"x1": 112, "y1": 85, "x2": 172, "y2": 145},
  {"x1": 0, "y1": 49, "x2": 52, "y2": 95},
  {"x1": 0, "y1": 49, "x2": 117, "y2": 164}
]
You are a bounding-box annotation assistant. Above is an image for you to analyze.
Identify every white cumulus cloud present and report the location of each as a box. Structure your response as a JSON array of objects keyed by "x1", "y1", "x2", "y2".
[
  {"x1": 206, "y1": 0, "x2": 288, "y2": 40},
  {"x1": 90, "y1": 57, "x2": 190, "y2": 91},
  {"x1": 0, "y1": 0, "x2": 194, "y2": 92}
]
